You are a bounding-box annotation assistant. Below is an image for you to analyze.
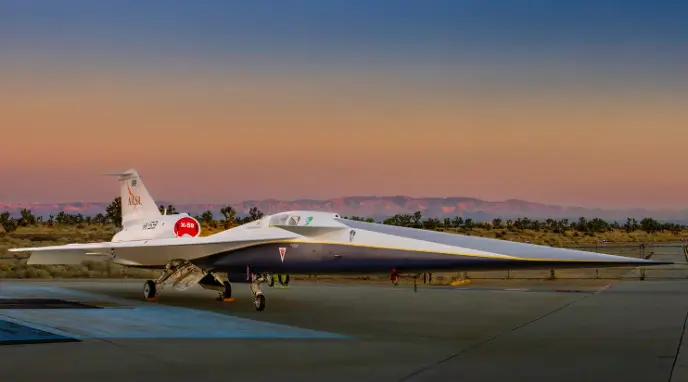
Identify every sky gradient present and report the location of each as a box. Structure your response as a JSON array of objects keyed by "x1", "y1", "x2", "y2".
[{"x1": 1, "y1": 0, "x2": 687, "y2": 209}]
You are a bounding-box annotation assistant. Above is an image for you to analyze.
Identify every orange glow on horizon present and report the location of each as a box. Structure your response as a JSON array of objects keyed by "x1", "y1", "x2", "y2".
[{"x1": 1, "y1": 66, "x2": 687, "y2": 209}]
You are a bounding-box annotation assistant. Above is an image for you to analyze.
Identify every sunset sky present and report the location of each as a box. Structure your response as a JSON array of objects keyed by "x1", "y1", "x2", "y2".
[{"x1": 1, "y1": 0, "x2": 687, "y2": 209}]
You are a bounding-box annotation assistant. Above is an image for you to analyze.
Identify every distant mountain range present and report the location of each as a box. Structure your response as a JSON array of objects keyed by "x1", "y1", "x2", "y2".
[{"x1": 1, "y1": 196, "x2": 687, "y2": 223}]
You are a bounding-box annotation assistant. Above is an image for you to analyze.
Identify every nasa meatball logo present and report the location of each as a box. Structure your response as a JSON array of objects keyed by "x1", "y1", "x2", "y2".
[{"x1": 174, "y1": 217, "x2": 200, "y2": 237}]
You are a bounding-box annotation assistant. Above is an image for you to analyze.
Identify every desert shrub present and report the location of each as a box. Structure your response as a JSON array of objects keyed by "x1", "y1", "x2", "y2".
[
  {"x1": 24, "y1": 267, "x2": 52, "y2": 278},
  {"x1": 13, "y1": 269, "x2": 27, "y2": 278}
]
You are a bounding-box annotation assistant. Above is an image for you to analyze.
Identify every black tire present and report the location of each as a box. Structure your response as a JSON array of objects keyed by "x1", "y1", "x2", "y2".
[
  {"x1": 221, "y1": 281, "x2": 232, "y2": 299},
  {"x1": 143, "y1": 280, "x2": 156, "y2": 299},
  {"x1": 254, "y1": 294, "x2": 266, "y2": 311},
  {"x1": 278, "y1": 274, "x2": 290, "y2": 286}
]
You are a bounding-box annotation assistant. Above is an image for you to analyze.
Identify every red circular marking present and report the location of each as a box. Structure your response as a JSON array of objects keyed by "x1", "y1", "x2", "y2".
[{"x1": 174, "y1": 217, "x2": 200, "y2": 237}]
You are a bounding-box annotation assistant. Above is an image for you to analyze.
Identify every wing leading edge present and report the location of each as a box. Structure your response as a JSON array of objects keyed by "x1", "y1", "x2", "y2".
[{"x1": 338, "y1": 218, "x2": 673, "y2": 266}]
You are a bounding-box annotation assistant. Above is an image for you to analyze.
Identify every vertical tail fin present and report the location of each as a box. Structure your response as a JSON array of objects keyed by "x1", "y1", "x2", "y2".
[{"x1": 105, "y1": 169, "x2": 161, "y2": 226}]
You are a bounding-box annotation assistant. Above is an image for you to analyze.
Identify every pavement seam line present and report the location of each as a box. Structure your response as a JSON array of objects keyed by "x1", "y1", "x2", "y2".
[
  {"x1": 397, "y1": 292, "x2": 595, "y2": 382},
  {"x1": 668, "y1": 310, "x2": 688, "y2": 382}
]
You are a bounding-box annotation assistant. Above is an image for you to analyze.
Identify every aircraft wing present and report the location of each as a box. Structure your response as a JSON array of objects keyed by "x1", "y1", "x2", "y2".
[
  {"x1": 8, "y1": 242, "x2": 118, "y2": 264},
  {"x1": 8, "y1": 229, "x2": 301, "y2": 266}
]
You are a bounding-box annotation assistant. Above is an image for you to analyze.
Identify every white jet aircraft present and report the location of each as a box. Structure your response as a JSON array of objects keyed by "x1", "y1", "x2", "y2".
[{"x1": 9, "y1": 169, "x2": 672, "y2": 311}]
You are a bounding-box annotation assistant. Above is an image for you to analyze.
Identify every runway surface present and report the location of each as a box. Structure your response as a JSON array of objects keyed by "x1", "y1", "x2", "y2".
[{"x1": 0, "y1": 269, "x2": 687, "y2": 381}]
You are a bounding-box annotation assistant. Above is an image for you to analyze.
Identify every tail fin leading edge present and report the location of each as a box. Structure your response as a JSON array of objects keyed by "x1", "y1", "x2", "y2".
[{"x1": 105, "y1": 169, "x2": 161, "y2": 226}]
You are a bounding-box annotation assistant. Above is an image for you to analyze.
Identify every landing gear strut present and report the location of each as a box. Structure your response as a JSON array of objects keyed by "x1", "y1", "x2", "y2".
[
  {"x1": 219, "y1": 281, "x2": 232, "y2": 300},
  {"x1": 141, "y1": 260, "x2": 271, "y2": 311},
  {"x1": 251, "y1": 273, "x2": 266, "y2": 311}
]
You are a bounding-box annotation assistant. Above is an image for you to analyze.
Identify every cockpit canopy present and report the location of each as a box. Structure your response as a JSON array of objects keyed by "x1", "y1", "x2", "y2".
[
  {"x1": 267, "y1": 211, "x2": 341, "y2": 227},
  {"x1": 268, "y1": 213, "x2": 302, "y2": 226}
]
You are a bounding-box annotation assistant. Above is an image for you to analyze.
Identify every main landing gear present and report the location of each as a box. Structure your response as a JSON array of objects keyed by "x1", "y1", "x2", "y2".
[
  {"x1": 141, "y1": 260, "x2": 272, "y2": 312},
  {"x1": 142, "y1": 259, "x2": 206, "y2": 300},
  {"x1": 216, "y1": 280, "x2": 232, "y2": 301},
  {"x1": 143, "y1": 280, "x2": 157, "y2": 299},
  {"x1": 141, "y1": 259, "x2": 226, "y2": 301}
]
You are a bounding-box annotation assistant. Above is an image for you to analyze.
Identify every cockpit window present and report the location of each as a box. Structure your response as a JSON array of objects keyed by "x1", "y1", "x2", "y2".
[
  {"x1": 268, "y1": 214, "x2": 301, "y2": 226},
  {"x1": 269, "y1": 214, "x2": 289, "y2": 226}
]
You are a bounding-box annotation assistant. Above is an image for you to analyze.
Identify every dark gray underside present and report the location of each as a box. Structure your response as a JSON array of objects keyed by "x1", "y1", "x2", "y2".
[{"x1": 192, "y1": 242, "x2": 664, "y2": 274}]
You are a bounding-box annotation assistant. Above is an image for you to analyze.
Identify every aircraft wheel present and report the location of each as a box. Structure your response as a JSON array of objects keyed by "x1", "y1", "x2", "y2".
[
  {"x1": 143, "y1": 280, "x2": 156, "y2": 299},
  {"x1": 266, "y1": 274, "x2": 275, "y2": 287},
  {"x1": 221, "y1": 281, "x2": 232, "y2": 299},
  {"x1": 278, "y1": 274, "x2": 290, "y2": 286},
  {"x1": 254, "y1": 294, "x2": 266, "y2": 311}
]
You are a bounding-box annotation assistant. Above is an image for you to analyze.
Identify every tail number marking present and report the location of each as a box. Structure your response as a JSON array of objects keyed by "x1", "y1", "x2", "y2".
[{"x1": 142, "y1": 220, "x2": 159, "y2": 230}]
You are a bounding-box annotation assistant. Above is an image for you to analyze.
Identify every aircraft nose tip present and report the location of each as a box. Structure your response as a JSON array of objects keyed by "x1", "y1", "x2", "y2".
[{"x1": 644, "y1": 260, "x2": 674, "y2": 265}]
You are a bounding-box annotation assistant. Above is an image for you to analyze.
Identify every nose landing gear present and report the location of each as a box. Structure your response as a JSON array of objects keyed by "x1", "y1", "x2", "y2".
[{"x1": 250, "y1": 273, "x2": 267, "y2": 311}]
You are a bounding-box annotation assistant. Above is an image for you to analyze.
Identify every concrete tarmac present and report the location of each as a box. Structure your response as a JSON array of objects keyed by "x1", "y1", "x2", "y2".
[{"x1": 0, "y1": 271, "x2": 687, "y2": 381}]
